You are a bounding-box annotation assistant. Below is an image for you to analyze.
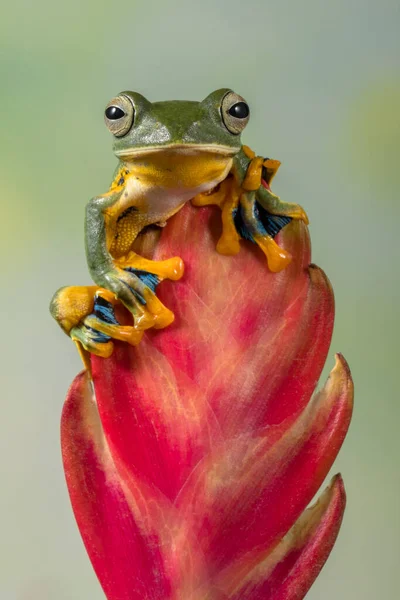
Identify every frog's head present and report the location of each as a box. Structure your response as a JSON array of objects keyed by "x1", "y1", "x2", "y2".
[{"x1": 103, "y1": 89, "x2": 250, "y2": 190}]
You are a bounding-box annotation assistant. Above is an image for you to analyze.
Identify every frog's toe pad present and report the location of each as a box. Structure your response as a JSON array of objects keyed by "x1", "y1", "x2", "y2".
[
  {"x1": 254, "y1": 234, "x2": 292, "y2": 272},
  {"x1": 162, "y1": 257, "x2": 184, "y2": 281},
  {"x1": 264, "y1": 240, "x2": 292, "y2": 272},
  {"x1": 120, "y1": 255, "x2": 184, "y2": 281},
  {"x1": 140, "y1": 289, "x2": 175, "y2": 330}
]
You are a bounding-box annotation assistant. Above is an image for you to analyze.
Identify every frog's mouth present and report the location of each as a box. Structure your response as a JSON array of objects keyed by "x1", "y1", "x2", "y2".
[{"x1": 115, "y1": 143, "x2": 240, "y2": 159}]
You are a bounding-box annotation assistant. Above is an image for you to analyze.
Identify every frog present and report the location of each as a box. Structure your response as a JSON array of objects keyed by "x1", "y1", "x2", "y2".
[{"x1": 50, "y1": 88, "x2": 308, "y2": 368}]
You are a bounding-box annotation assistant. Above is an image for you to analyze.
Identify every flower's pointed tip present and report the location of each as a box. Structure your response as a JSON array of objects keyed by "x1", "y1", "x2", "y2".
[
  {"x1": 226, "y1": 473, "x2": 347, "y2": 600},
  {"x1": 328, "y1": 471, "x2": 345, "y2": 496},
  {"x1": 61, "y1": 369, "x2": 90, "y2": 436},
  {"x1": 308, "y1": 262, "x2": 334, "y2": 294},
  {"x1": 61, "y1": 366, "x2": 176, "y2": 600},
  {"x1": 275, "y1": 472, "x2": 347, "y2": 599},
  {"x1": 328, "y1": 352, "x2": 354, "y2": 411},
  {"x1": 303, "y1": 472, "x2": 346, "y2": 533},
  {"x1": 333, "y1": 352, "x2": 352, "y2": 379},
  {"x1": 64, "y1": 367, "x2": 91, "y2": 394}
]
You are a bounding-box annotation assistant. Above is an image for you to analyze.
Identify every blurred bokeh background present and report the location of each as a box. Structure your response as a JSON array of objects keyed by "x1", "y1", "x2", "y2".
[{"x1": 1, "y1": 0, "x2": 399, "y2": 597}]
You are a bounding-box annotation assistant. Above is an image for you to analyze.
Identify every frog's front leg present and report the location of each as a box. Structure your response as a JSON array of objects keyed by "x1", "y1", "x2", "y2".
[
  {"x1": 256, "y1": 184, "x2": 309, "y2": 225},
  {"x1": 85, "y1": 189, "x2": 182, "y2": 332}
]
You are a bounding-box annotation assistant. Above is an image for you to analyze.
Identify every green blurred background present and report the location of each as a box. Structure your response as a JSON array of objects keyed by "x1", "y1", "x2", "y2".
[{"x1": 1, "y1": 0, "x2": 399, "y2": 597}]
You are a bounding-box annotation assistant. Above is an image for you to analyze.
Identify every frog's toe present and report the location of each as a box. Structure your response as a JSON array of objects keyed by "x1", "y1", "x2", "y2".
[
  {"x1": 114, "y1": 267, "x2": 176, "y2": 331},
  {"x1": 163, "y1": 256, "x2": 184, "y2": 280},
  {"x1": 141, "y1": 288, "x2": 175, "y2": 329},
  {"x1": 128, "y1": 257, "x2": 184, "y2": 282},
  {"x1": 254, "y1": 235, "x2": 293, "y2": 272},
  {"x1": 84, "y1": 315, "x2": 144, "y2": 346},
  {"x1": 115, "y1": 254, "x2": 184, "y2": 282}
]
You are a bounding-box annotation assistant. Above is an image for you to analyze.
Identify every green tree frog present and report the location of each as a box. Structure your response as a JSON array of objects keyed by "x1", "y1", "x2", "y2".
[{"x1": 50, "y1": 89, "x2": 308, "y2": 367}]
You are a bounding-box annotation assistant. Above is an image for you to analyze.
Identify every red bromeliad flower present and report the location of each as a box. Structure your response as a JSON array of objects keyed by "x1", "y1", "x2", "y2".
[{"x1": 61, "y1": 203, "x2": 353, "y2": 600}]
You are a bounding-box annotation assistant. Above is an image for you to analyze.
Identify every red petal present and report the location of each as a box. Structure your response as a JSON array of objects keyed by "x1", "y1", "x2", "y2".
[
  {"x1": 153, "y1": 206, "x2": 333, "y2": 432},
  {"x1": 91, "y1": 340, "x2": 224, "y2": 500},
  {"x1": 61, "y1": 371, "x2": 173, "y2": 599},
  {"x1": 262, "y1": 264, "x2": 334, "y2": 426},
  {"x1": 65, "y1": 202, "x2": 349, "y2": 598},
  {"x1": 91, "y1": 205, "x2": 334, "y2": 498},
  {"x1": 222, "y1": 475, "x2": 346, "y2": 599},
  {"x1": 174, "y1": 354, "x2": 353, "y2": 573},
  {"x1": 62, "y1": 371, "x2": 219, "y2": 599}
]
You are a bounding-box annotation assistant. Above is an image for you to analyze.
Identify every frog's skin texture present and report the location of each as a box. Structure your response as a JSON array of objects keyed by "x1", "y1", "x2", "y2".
[{"x1": 50, "y1": 89, "x2": 308, "y2": 367}]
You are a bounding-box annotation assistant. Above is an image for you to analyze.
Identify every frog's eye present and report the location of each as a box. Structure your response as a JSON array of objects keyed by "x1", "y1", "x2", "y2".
[
  {"x1": 221, "y1": 92, "x2": 250, "y2": 135},
  {"x1": 104, "y1": 95, "x2": 135, "y2": 137}
]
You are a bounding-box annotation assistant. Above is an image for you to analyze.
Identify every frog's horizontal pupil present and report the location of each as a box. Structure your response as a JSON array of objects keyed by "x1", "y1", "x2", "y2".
[
  {"x1": 228, "y1": 102, "x2": 249, "y2": 119},
  {"x1": 106, "y1": 106, "x2": 125, "y2": 120}
]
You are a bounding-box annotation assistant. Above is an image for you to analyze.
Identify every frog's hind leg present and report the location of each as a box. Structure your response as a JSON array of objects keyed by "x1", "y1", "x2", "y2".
[
  {"x1": 50, "y1": 286, "x2": 142, "y2": 368},
  {"x1": 238, "y1": 191, "x2": 293, "y2": 273}
]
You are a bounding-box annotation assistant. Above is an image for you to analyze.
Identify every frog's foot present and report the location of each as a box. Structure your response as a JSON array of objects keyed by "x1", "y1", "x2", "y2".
[
  {"x1": 265, "y1": 201, "x2": 309, "y2": 225},
  {"x1": 242, "y1": 145, "x2": 308, "y2": 225},
  {"x1": 238, "y1": 191, "x2": 292, "y2": 272},
  {"x1": 242, "y1": 145, "x2": 282, "y2": 190},
  {"x1": 257, "y1": 188, "x2": 309, "y2": 225},
  {"x1": 84, "y1": 289, "x2": 144, "y2": 346},
  {"x1": 122, "y1": 269, "x2": 176, "y2": 330},
  {"x1": 262, "y1": 159, "x2": 282, "y2": 187},
  {"x1": 50, "y1": 285, "x2": 142, "y2": 368},
  {"x1": 191, "y1": 148, "x2": 296, "y2": 271},
  {"x1": 100, "y1": 265, "x2": 177, "y2": 332},
  {"x1": 70, "y1": 323, "x2": 114, "y2": 360},
  {"x1": 112, "y1": 251, "x2": 184, "y2": 330}
]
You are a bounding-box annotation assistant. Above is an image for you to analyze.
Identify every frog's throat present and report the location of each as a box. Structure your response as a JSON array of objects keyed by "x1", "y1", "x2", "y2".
[{"x1": 115, "y1": 143, "x2": 240, "y2": 159}]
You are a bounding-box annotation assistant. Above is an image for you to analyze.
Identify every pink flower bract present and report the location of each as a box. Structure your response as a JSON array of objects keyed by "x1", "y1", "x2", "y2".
[{"x1": 61, "y1": 204, "x2": 353, "y2": 600}]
